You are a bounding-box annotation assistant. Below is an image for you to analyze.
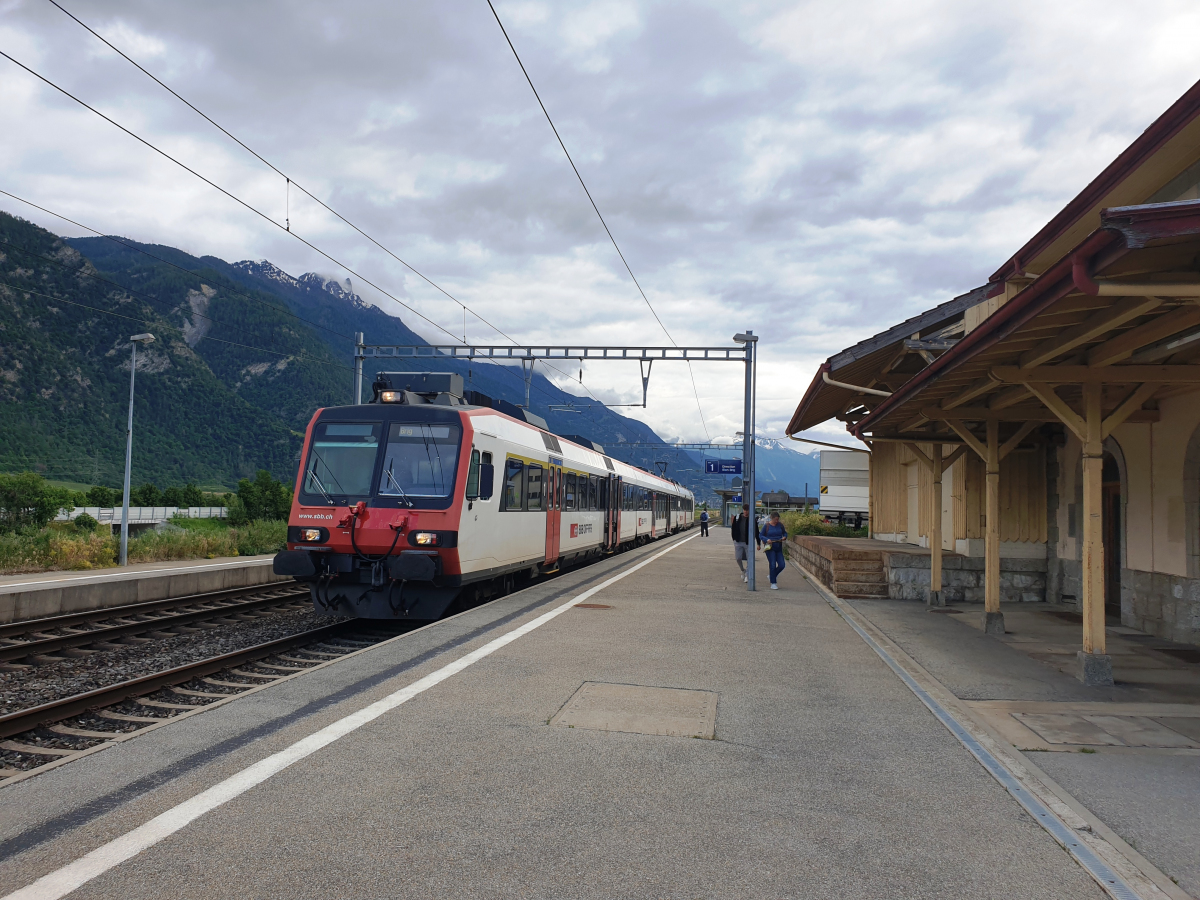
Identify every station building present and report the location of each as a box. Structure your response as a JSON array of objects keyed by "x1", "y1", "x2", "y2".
[{"x1": 787, "y1": 78, "x2": 1200, "y2": 682}]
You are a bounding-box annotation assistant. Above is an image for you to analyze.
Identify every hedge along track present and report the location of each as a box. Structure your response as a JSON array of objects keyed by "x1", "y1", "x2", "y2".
[
  {"x1": 0, "y1": 583, "x2": 314, "y2": 664},
  {"x1": 0, "y1": 621, "x2": 407, "y2": 786}
]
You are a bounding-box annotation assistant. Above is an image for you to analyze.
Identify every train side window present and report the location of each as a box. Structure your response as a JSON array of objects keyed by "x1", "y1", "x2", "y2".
[
  {"x1": 466, "y1": 450, "x2": 480, "y2": 499},
  {"x1": 565, "y1": 472, "x2": 576, "y2": 510},
  {"x1": 479, "y1": 452, "x2": 494, "y2": 500},
  {"x1": 527, "y1": 465, "x2": 544, "y2": 511},
  {"x1": 504, "y1": 459, "x2": 525, "y2": 510},
  {"x1": 586, "y1": 475, "x2": 595, "y2": 510}
]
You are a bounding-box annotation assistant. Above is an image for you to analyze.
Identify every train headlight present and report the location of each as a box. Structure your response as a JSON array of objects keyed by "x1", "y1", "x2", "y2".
[
  {"x1": 287, "y1": 526, "x2": 329, "y2": 543},
  {"x1": 413, "y1": 532, "x2": 439, "y2": 546},
  {"x1": 379, "y1": 390, "x2": 402, "y2": 403}
]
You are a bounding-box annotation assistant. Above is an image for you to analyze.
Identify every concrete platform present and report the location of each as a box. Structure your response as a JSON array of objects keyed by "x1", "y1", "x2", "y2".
[
  {"x1": 841, "y1": 594, "x2": 1200, "y2": 897},
  {"x1": 0, "y1": 556, "x2": 288, "y2": 624},
  {"x1": 0, "y1": 535, "x2": 1109, "y2": 899}
]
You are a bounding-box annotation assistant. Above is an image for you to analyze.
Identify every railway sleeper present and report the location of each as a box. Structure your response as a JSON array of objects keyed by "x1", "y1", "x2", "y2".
[{"x1": 0, "y1": 740, "x2": 76, "y2": 757}]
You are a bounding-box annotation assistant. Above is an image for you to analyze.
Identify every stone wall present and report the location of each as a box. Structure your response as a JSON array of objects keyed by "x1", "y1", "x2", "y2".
[
  {"x1": 884, "y1": 552, "x2": 1047, "y2": 603},
  {"x1": 1121, "y1": 567, "x2": 1200, "y2": 646}
]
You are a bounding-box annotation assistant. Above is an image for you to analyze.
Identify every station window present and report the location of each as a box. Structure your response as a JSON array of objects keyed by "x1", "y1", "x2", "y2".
[
  {"x1": 504, "y1": 458, "x2": 525, "y2": 510},
  {"x1": 526, "y1": 465, "x2": 544, "y2": 511},
  {"x1": 565, "y1": 472, "x2": 576, "y2": 510}
]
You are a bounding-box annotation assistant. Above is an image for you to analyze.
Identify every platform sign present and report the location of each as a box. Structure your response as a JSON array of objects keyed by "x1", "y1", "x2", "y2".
[
  {"x1": 731, "y1": 494, "x2": 742, "y2": 502},
  {"x1": 704, "y1": 459, "x2": 742, "y2": 475}
]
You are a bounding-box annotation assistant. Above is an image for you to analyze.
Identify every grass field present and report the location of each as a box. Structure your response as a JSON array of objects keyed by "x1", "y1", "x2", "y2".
[{"x1": 0, "y1": 517, "x2": 287, "y2": 574}]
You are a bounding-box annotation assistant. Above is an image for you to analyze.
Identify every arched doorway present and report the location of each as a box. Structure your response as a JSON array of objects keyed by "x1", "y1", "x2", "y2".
[{"x1": 1102, "y1": 452, "x2": 1122, "y2": 618}]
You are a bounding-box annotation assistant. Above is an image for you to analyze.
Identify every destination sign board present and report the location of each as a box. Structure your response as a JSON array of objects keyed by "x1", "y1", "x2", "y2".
[{"x1": 704, "y1": 459, "x2": 743, "y2": 475}]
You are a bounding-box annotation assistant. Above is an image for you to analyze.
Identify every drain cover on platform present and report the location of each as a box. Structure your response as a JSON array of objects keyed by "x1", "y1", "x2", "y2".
[{"x1": 550, "y1": 682, "x2": 717, "y2": 739}]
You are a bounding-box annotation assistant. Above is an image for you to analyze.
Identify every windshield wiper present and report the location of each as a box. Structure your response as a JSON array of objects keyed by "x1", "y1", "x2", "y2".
[
  {"x1": 306, "y1": 452, "x2": 350, "y2": 506},
  {"x1": 384, "y1": 466, "x2": 414, "y2": 508},
  {"x1": 305, "y1": 468, "x2": 336, "y2": 506}
]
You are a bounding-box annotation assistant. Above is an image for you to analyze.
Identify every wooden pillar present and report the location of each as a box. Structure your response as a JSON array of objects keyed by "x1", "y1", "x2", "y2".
[
  {"x1": 1078, "y1": 381, "x2": 1113, "y2": 685},
  {"x1": 929, "y1": 443, "x2": 944, "y2": 607},
  {"x1": 983, "y1": 419, "x2": 1004, "y2": 634}
]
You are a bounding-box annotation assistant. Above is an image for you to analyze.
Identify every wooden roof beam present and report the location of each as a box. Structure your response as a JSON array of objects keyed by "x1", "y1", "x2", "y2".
[
  {"x1": 1024, "y1": 384, "x2": 1086, "y2": 441},
  {"x1": 1017, "y1": 297, "x2": 1162, "y2": 369},
  {"x1": 921, "y1": 406, "x2": 1062, "y2": 422},
  {"x1": 1102, "y1": 383, "x2": 1160, "y2": 438},
  {"x1": 992, "y1": 365, "x2": 1200, "y2": 383},
  {"x1": 940, "y1": 375, "x2": 999, "y2": 409},
  {"x1": 1087, "y1": 304, "x2": 1200, "y2": 366},
  {"x1": 989, "y1": 385, "x2": 1029, "y2": 409}
]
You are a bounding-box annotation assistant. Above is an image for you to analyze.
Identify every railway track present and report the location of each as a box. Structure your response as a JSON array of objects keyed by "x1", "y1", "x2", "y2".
[
  {"x1": 0, "y1": 583, "x2": 311, "y2": 664},
  {"x1": 0, "y1": 620, "x2": 404, "y2": 784}
]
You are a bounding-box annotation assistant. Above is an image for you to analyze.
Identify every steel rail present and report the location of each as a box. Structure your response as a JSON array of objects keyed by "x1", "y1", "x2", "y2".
[
  {"x1": 0, "y1": 583, "x2": 306, "y2": 642},
  {"x1": 0, "y1": 588, "x2": 310, "y2": 663},
  {"x1": 0, "y1": 621, "x2": 356, "y2": 739}
]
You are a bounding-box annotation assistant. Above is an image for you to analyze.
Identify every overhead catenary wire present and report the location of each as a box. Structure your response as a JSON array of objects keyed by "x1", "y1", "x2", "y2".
[
  {"x1": 39, "y1": 0, "x2": 597, "y2": 399},
  {"x1": 0, "y1": 45, "x2": 610, "y2": 414},
  {"x1": 0, "y1": 235, "x2": 320, "y2": 355},
  {"x1": 0, "y1": 279, "x2": 355, "y2": 370},
  {"x1": 0, "y1": 188, "x2": 355, "y2": 341},
  {"x1": 485, "y1": 0, "x2": 712, "y2": 439},
  {"x1": 42, "y1": 0, "x2": 693, "y2": 430},
  {"x1": 0, "y1": 188, "x2": 576, "y2": 413},
  {"x1": 3, "y1": 25, "x2": 662, "y2": 449}
]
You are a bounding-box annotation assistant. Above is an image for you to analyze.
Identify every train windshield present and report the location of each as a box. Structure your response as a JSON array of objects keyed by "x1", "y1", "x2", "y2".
[
  {"x1": 303, "y1": 423, "x2": 381, "y2": 501},
  {"x1": 377, "y1": 423, "x2": 462, "y2": 499}
]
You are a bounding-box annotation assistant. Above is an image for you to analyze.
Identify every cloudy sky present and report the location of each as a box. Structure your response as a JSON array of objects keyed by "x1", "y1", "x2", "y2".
[{"x1": 2, "y1": 0, "x2": 1199, "y2": 445}]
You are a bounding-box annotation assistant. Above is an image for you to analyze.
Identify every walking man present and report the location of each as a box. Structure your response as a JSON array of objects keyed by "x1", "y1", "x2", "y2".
[
  {"x1": 731, "y1": 503, "x2": 758, "y2": 583},
  {"x1": 761, "y1": 512, "x2": 788, "y2": 590},
  {"x1": 700, "y1": 508, "x2": 709, "y2": 536}
]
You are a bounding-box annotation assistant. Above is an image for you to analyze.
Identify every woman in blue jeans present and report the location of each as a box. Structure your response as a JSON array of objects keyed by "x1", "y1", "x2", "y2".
[{"x1": 760, "y1": 512, "x2": 787, "y2": 590}]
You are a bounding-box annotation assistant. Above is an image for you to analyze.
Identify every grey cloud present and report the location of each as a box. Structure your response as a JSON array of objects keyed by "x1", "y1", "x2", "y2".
[{"x1": 2, "y1": 0, "x2": 1197, "y2": 441}]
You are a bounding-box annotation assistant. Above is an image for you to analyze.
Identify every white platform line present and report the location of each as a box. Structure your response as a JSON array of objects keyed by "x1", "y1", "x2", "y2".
[{"x1": 4, "y1": 534, "x2": 697, "y2": 900}]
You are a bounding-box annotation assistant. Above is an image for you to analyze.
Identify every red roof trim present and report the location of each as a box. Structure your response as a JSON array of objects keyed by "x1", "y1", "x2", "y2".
[
  {"x1": 989, "y1": 78, "x2": 1200, "y2": 283},
  {"x1": 785, "y1": 362, "x2": 830, "y2": 436}
]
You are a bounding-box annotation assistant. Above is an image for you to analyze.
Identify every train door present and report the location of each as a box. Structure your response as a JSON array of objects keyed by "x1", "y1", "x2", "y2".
[
  {"x1": 545, "y1": 460, "x2": 562, "y2": 568},
  {"x1": 605, "y1": 474, "x2": 621, "y2": 551},
  {"x1": 650, "y1": 492, "x2": 657, "y2": 538}
]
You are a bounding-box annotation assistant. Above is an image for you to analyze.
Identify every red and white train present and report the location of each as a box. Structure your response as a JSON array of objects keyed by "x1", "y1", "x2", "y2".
[{"x1": 274, "y1": 372, "x2": 696, "y2": 619}]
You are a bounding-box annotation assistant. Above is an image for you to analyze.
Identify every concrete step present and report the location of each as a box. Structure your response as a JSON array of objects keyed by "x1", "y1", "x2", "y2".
[
  {"x1": 833, "y1": 582, "x2": 889, "y2": 598},
  {"x1": 835, "y1": 560, "x2": 884, "y2": 573},
  {"x1": 834, "y1": 569, "x2": 885, "y2": 583}
]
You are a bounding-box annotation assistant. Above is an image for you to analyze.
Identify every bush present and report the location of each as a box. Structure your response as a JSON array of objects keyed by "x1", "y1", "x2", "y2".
[
  {"x1": 779, "y1": 509, "x2": 868, "y2": 539},
  {"x1": 0, "y1": 473, "x2": 73, "y2": 532},
  {"x1": 74, "y1": 512, "x2": 99, "y2": 532}
]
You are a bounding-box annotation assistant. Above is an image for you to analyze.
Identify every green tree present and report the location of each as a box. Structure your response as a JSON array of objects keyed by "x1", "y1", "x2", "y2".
[
  {"x1": 85, "y1": 486, "x2": 118, "y2": 507},
  {"x1": 235, "y1": 470, "x2": 293, "y2": 522},
  {"x1": 131, "y1": 483, "x2": 162, "y2": 506},
  {"x1": 74, "y1": 512, "x2": 99, "y2": 532},
  {"x1": 0, "y1": 472, "x2": 72, "y2": 531},
  {"x1": 181, "y1": 483, "x2": 204, "y2": 507},
  {"x1": 162, "y1": 486, "x2": 183, "y2": 506}
]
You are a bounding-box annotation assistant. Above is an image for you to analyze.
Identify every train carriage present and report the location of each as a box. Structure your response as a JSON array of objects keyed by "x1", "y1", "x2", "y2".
[{"x1": 274, "y1": 373, "x2": 695, "y2": 620}]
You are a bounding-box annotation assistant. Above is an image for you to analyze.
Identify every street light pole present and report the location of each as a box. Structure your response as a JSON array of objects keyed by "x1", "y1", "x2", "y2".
[
  {"x1": 734, "y1": 330, "x2": 758, "y2": 591},
  {"x1": 120, "y1": 333, "x2": 155, "y2": 566}
]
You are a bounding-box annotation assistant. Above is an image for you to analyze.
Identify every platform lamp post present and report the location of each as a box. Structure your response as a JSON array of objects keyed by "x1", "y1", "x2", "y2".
[
  {"x1": 734, "y1": 331, "x2": 758, "y2": 591},
  {"x1": 119, "y1": 333, "x2": 155, "y2": 567}
]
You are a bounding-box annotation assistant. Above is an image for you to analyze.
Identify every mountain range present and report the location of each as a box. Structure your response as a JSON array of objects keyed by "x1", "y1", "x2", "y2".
[{"x1": 0, "y1": 208, "x2": 820, "y2": 502}]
